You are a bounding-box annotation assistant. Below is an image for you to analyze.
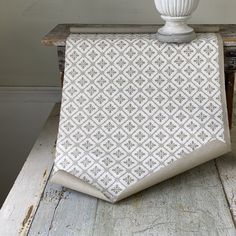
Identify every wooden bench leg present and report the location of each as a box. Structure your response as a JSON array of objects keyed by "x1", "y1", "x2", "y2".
[
  {"x1": 60, "y1": 72, "x2": 64, "y2": 88},
  {"x1": 225, "y1": 72, "x2": 235, "y2": 129}
]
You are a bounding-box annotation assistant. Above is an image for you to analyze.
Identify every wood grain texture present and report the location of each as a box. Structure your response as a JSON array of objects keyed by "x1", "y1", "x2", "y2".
[
  {"x1": 42, "y1": 24, "x2": 236, "y2": 47},
  {"x1": 43, "y1": 190, "x2": 97, "y2": 236},
  {"x1": 3, "y1": 104, "x2": 236, "y2": 235},
  {"x1": 225, "y1": 73, "x2": 235, "y2": 129},
  {"x1": 0, "y1": 107, "x2": 58, "y2": 236},
  {"x1": 224, "y1": 47, "x2": 236, "y2": 72},
  {"x1": 29, "y1": 183, "x2": 98, "y2": 236},
  {"x1": 28, "y1": 162, "x2": 236, "y2": 236},
  {"x1": 93, "y1": 162, "x2": 236, "y2": 236},
  {"x1": 216, "y1": 127, "x2": 236, "y2": 226},
  {"x1": 27, "y1": 184, "x2": 64, "y2": 235},
  {"x1": 25, "y1": 116, "x2": 236, "y2": 236}
]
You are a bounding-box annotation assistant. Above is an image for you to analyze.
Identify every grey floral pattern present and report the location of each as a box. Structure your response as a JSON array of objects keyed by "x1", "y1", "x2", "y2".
[{"x1": 54, "y1": 33, "x2": 228, "y2": 201}]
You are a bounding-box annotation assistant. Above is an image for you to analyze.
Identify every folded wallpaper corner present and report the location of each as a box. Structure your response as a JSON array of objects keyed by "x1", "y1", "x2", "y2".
[{"x1": 51, "y1": 33, "x2": 231, "y2": 203}]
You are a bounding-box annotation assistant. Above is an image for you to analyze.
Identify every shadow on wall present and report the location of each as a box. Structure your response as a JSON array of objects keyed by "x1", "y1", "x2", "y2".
[{"x1": 0, "y1": 102, "x2": 55, "y2": 207}]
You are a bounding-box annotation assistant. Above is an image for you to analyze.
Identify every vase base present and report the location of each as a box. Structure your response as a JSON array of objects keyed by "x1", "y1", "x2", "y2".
[{"x1": 157, "y1": 31, "x2": 196, "y2": 44}]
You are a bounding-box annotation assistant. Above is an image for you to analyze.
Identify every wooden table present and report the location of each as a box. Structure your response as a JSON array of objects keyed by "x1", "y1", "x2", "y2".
[
  {"x1": 1, "y1": 24, "x2": 236, "y2": 236},
  {"x1": 0, "y1": 104, "x2": 236, "y2": 235},
  {"x1": 42, "y1": 24, "x2": 236, "y2": 128}
]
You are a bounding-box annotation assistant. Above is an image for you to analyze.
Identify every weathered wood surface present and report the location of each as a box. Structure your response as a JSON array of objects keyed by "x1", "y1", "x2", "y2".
[
  {"x1": 1, "y1": 103, "x2": 236, "y2": 235},
  {"x1": 225, "y1": 47, "x2": 236, "y2": 72},
  {"x1": 28, "y1": 184, "x2": 98, "y2": 236},
  {"x1": 216, "y1": 105, "x2": 236, "y2": 225},
  {"x1": 42, "y1": 24, "x2": 236, "y2": 47},
  {"x1": 225, "y1": 72, "x2": 235, "y2": 129},
  {"x1": 93, "y1": 162, "x2": 235, "y2": 236},
  {"x1": 29, "y1": 162, "x2": 236, "y2": 236},
  {"x1": 0, "y1": 105, "x2": 58, "y2": 236},
  {"x1": 27, "y1": 108, "x2": 236, "y2": 235}
]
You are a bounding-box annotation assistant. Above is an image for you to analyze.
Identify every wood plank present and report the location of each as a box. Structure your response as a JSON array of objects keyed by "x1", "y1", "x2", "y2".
[
  {"x1": 43, "y1": 190, "x2": 97, "y2": 236},
  {"x1": 29, "y1": 183, "x2": 98, "y2": 236},
  {"x1": 93, "y1": 162, "x2": 236, "y2": 236},
  {"x1": 27, "y1": 183, "x2": 64, "y2": 236},
  {"x1": 28, "y1": 162, "x2": 236, "y2": 235},
  {"x1": 42, "y1": 24, "x2": 236, "y2": 47},
  {"x1": 225, "y1": 72, "x2": 235, "y2": 129},
  {"x1": 216, "y1": 126, "x2": 236, "y2": 226},
  {"x1": 26, "y1": 105, "x2": 236, "y2": 235},
  {"x1": 0, "y1": 106, "x2": 58, "y2": 236},
  {"x1": 224, "y1": 47, "x2": 236, "y2": 72}
]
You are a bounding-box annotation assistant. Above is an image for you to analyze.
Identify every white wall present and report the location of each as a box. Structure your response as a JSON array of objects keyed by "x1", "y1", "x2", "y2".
[
  {"x1": 0, "y1": 88, "x2": 61, "y2": 207},
  {"x1": 0, "y1": 0, "x2": 236, "y2": 86},
  {"x1": 0, "y1": 102, "x2": 55, "y2": 206}
]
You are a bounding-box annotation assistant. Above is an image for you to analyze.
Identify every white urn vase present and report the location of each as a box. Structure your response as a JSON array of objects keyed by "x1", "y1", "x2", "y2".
[{"x1": 154, "y1": 0, "x2": 200, "y2": 43}]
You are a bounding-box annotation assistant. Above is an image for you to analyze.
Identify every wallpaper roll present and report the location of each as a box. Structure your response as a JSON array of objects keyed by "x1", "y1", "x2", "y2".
[{"x1": 51, "y1": 33, "x2": 231, "y2": 203}]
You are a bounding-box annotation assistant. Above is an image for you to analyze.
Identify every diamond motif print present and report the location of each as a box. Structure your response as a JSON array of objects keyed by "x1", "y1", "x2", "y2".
[{"x1": 54, "y1": 33, "x2": 229, "y2": 202}]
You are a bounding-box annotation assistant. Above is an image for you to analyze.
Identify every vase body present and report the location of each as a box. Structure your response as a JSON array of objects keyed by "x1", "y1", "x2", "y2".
[{"x1": 154, "y1": 0, "x2": 200, "y2": 43}]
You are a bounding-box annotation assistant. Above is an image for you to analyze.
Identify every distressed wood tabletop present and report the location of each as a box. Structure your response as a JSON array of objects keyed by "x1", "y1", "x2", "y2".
[
  {"x1": 42, "y1": 24, "x2": 236, "y2": 47},
  {"x1": 0, "y1": 104, "x2": 236, "y2": 236}
]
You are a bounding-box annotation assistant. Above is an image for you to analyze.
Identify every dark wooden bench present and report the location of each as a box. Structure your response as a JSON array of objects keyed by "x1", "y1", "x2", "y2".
[{"x1": 42, "y1": 24, "x2": 236, "y2": 128}]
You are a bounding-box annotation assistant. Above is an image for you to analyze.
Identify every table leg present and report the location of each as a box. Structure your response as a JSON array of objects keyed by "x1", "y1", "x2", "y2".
[
  {"x1": 60, "y1": 72, "x2": 64, "y2": 87},
  {"x1": 225, "y1": 72, "x2": 235, "y2": 129}
]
